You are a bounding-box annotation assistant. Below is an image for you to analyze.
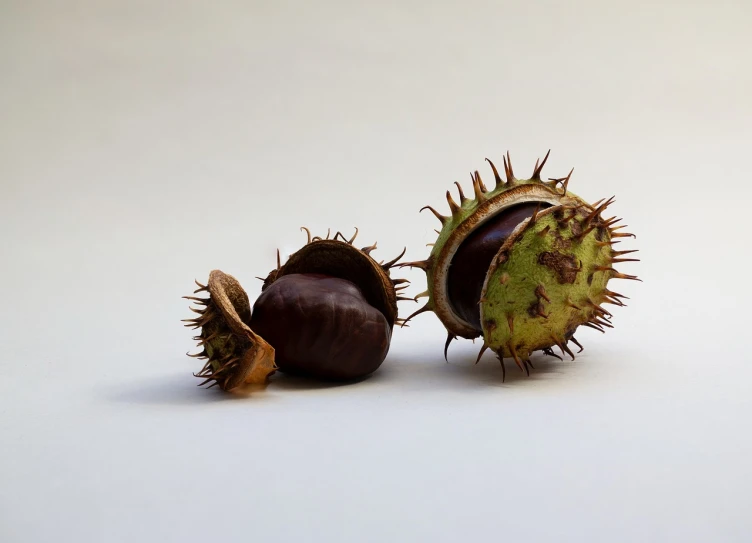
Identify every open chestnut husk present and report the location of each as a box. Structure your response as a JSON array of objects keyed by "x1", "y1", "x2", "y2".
[
  {"x1": 401, "y1": 150, "x2": 640, "y2": 380},
  {"x1": 183, "y1": 228, "x2": 409, "y2": 391},
  {"x1": 183, "y1": 270, "x2": 276, "y2": 391}
]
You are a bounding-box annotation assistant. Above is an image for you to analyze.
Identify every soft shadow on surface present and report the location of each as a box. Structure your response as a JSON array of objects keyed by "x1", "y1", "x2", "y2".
[
  {"x1": 106, "y1": 351, "x2": 579, "y2": 405},
  {"x1": 391, "y1": 346, "x2": 580, "y2": 390},
  {"x1": 449, "y1": 352, "x2": 571, "y2": 387},
  {"x1": 106, "y1": 373, "x2": 263, "y2": 406},
  {"x1": 269, "y1": 368, "x2": 390, "y2": 391},
  {"x1": 106, "y1": 366, "x2": 397, "y2": 405}
]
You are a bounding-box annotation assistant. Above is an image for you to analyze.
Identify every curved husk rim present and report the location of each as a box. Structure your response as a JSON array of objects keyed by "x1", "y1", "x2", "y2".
[
  {"x1": 429, "y1": 183, "x2": 590, "y2": 338},
  {"x1": 269, "y1": 240, "x2": 399, "y2": 328},
  {"x1": 206, "y1": 270, "x2": 276, "y2": 391}
]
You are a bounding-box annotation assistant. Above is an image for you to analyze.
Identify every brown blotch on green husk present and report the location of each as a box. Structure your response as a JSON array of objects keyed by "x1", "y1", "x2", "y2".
[
  {"x1": 538, "y1": 251, "x2": 580, "y2": 284},
  {"x1": 389, "y1": 150, "x2": 639, "y2": 379}
]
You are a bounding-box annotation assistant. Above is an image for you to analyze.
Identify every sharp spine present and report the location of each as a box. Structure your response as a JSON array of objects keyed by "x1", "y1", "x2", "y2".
[
  {"x1": 604, "y1": 289, "x2": 629, "y2": 299},
  {"x1": 612, "y1": 271, "x2": 642, "y2": 281},
  {"x1": 382, "y1": 247, "x2": 407, "y2": 270},
  {"x1": 497, "y1": 354, "x2": 507, "y2": 382},
  {"x1": 508, "y1": 342, "x2": 525, "y2": 374},
  {"x1": 472, "y1": 172, "x2": 487, "y2": 202},
  {"x1": 446, "y1": 190, "x2": 461, "y2": 217},
  {"x1": 535, "y1": 284, "x2": 551, "y2": 303},
  {"x1": 531, "y1": 149, "x2": 551, "y2": 180},
  {"x1": 453, "y1": 181, "x2": 468, "y2": 203},
  {"x1": 503, "y1": 151, "x2": 515, "y2": 184},
  {"x1": 584, "y1": 196, "x2": 616, "y2": 227},
  {"x1": 420, "y1": 205, "x2": 449, "y2": 225},
  {"x1": 399, "y1": 259, "x2": 431, "y2": 271},
  {"x1": 562, "y1": 167, "x2": 574, "y2": 195},
  {"x1": 486, "y1": 158, "x2": 503, "y2": 188},
  {"x1": 475, "y1": 343, "x2": 488, "y2": 364},
  {"x1": 582, "y1": 322, "x2": 605, "y2": 333},
  {"x1": 444, "y1": 333, "x2": 456, "y2": 362},
  {"x1": 361, "y1": 241, "x2": 378, "y2": 255},
  {"x1": 612, "y1": 249, "x2": 639, "y2": 257},
  {"x1": 401, "y1": 302, "x2": 433, "y2": 326}
]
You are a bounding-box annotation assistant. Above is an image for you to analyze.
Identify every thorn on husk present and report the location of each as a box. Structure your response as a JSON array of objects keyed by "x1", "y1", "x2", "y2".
[
  {"x1": 475, "y1": 343, "x2": 489, "y2": 364},
  {"x1": 486, "y1": 158, "x2": 503, "y2": 188},
  {"x1": 401, "y1": 302, "x2": 433, "y2": 326},
  {"x1": 570, "y1": 336, "x2": 584, "y2": 352},
  {"x1": 531, "y1": 149, "x2": 551, "y2": 180},
  {"x1": 382, "y1": 247, "x2": 407, "y2": 270},
  {"x1": 444, "y1": 333, "x2": 456, "y2": 362},
  {"x1": 420, "y1": 205, "x2": 449, "y2": 225},
  {"x1": 454, "y1": 181, "x2": 468, "y2": 203}
]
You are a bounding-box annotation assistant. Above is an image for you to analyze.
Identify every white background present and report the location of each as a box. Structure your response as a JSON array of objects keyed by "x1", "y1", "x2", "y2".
[{"x1": 2, "y1": 1, "x2": 751, "y2": 541}]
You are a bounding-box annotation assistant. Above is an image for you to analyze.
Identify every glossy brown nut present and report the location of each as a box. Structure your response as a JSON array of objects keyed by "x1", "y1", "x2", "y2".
[
  {"x1": 447, "y1": 202, "x2": 551, "y2": 330},
  {"x1": 249, "y1": 273, "x2": 391, "y2": 381}
]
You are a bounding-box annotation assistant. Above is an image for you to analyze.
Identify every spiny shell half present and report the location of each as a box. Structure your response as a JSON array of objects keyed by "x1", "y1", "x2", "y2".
[{"x1": 401, "y1": 150, "x2": 639, "y2": 378}]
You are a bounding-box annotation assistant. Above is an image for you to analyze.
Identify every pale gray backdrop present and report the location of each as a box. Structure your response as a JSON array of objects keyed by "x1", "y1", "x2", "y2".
[{"x1": 2, "y1": 1, "x2": 750, "y2": 542}]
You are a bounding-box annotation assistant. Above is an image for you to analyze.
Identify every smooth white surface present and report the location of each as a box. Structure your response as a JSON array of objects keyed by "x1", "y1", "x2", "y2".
[{"x1": 2, "y1": 1, "x2": 751, "y2": 541}]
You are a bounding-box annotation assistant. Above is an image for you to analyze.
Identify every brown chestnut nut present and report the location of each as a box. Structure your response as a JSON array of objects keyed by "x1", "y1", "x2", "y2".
[
  {"x1": 447, "y1": 202, "x2": 551, "y2": 330},
  {"x1": 183, "y1": 228, "x2": 409, "y2": 391},
  {"x1": 249, "y1": 274, "x2": 390, "y2": 381}
]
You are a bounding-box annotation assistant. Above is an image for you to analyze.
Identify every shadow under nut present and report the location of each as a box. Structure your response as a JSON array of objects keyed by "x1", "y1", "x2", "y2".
[{"x1": 249, "y1": 273, "x2": 391, "y2": 381}]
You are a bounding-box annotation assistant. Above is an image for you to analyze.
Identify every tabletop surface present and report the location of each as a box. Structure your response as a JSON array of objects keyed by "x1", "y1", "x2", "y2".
[{"x1": 2, "y1": 2, "x2": 750, "y2": 542}]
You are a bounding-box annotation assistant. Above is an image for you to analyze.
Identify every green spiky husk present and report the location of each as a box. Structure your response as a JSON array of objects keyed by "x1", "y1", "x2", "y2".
[
  {"x1": 480, "y1": 205, "x2": 613, "y2": 362},
  {"x1": 403, "y1": 151, "x2": 638, "y2": 377}
]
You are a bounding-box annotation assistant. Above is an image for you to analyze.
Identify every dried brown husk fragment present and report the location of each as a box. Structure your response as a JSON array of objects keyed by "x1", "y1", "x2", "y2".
[{"x1": 183, "y1": 270, "x2": 276, "y2": 391}]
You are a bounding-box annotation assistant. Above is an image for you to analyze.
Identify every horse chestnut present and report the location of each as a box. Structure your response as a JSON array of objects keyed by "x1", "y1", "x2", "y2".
[
  {"x1": 249, "y1": 274, "x2": 390, "y2": 381},
  {"x1": 401, "y1": 150, "x2": 639, "y2": 379},
  {"x1": 447, "y1": 202, "x2": 550, "y2": 330},
  {"x1": 183, "y1": 228, "x2": 408, "y2": 391}
]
